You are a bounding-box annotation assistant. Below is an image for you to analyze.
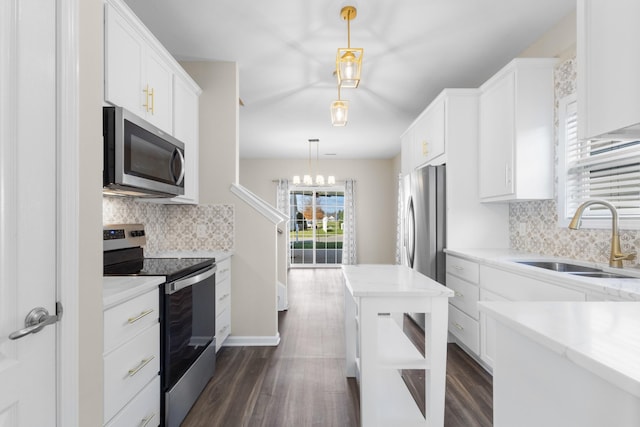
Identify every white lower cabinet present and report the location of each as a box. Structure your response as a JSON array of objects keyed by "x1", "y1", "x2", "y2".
[
  {"x1": 103, "y1": 288, "x2": 160, "y2": 425},
  {"x1": 447, "y1": 254, "x2": 589, "y2": 371},
  {"x1": 479, "y1": 289, "x2": 508, "y2": 369},
  {"x1": 105, "y1": 376, "x2": 160, "y2": 427},
  {"x1": 215, "y1": 257, "x2": 232, "y2": 352},
  {"x1": 448, "y1": 305, "x2": 479, "y2": 354},
  {"x1": 477, "y1": 265, "x2": 585, "y2": 371},
  {"x1": 446, "y1": 256, "x2": 480, "y2": 356}
]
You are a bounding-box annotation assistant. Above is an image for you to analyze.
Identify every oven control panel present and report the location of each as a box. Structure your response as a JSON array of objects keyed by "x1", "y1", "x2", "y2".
[{"x1": 103, "y1": 224, "x2": 147, "y2": 251}]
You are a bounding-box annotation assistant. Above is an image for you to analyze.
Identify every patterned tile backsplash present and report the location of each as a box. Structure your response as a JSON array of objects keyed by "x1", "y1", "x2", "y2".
[
  {"x1": 509, "y1": 54, "x2": 639, "y2": 265},
  {"x1": 510, "y1": 199, "x2": 640, "y2": 264},
  {"x1": 103, "y1": 197, "x2": 234, "y2": 254}
]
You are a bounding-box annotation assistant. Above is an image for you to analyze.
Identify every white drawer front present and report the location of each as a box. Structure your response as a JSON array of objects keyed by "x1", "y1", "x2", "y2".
[
  {"x1": 105, "y1": 376, "x2": 160, "y2": 427},
  {"x1": 216, "y1": 258, "x2": 231, "y2": 284},
  {"x1": 215, "y1": 277, "x2": 231, "y2": 316},
  {"x1": 104, "y1": 289, "x2": 159, "y2": 352},
  {"x1": 448, "y1": 305, "x2": 479, "y2": 354},
  {"x1": 104, "y1": 323, "x2": 160, "y2": 424},
  {"x1": 480, "y1": 265, "x2": 586, "y2": 301},
  {"x1": 446, "y1": 273, "x2": 480, "y2": 320},
  {"x1": 215, "y1": 307, "x2": 231, "y2": 352},
  {"x1": 446, "y1": 256, "x2": 479, "y2": 284}
]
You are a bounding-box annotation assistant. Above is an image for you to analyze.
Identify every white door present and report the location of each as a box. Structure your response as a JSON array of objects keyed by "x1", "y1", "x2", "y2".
[{"x1": 0, "y1": 0, "x2": 58, "y2": 425}]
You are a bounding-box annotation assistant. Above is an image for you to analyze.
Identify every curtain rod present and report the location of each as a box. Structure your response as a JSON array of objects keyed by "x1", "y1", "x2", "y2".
[{"x1": 271, "y1": 178, "x2": 354, "y2": 183}]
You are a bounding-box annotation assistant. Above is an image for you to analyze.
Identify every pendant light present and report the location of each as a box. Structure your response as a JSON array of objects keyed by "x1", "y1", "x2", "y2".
[
  {"x1": 336, "y1": 6, "x2": 363, "y2": 89},
  {"x1": 330, "y1": 84, "x2": 349, "y2": 127},
  {"x1": 292, "y1": 139, "x2": 335, "y2": 186}
]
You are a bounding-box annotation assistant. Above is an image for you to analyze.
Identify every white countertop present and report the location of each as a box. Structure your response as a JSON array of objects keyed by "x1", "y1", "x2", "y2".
[
  {"x1": 479, "y1": 301, "x2": 640, "y2": 399},
  {"x1": 147, "y1": 250, "x2": 233, "y2": 262},
  {"x1": 445, "y1": 248, "x2": 640, "y2": 300},
  {"x1": 103, "y1": 276, "x2": 165, "y2": 309},
  {"x1": 342, "y1": 264, "x2": 454, "y2": 298}
]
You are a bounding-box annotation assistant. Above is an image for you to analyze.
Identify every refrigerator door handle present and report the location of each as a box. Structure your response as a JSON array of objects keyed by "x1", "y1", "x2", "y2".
[{"x1": 405, "y1": 196, "x2": 415, "y2": 268}]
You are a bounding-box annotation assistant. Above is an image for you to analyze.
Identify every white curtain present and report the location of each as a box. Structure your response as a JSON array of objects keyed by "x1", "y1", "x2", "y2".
[
  {"x1": 342, "y1": 179, "x2": 357, "y2": 265},
  {"x1": 276, "y1": 179, "x2": 291, "y2": 268}
]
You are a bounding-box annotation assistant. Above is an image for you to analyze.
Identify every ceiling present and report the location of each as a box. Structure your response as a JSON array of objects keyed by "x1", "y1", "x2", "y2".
[{"x1": 123, "y1": 0, "x2": 575, "y2": 159}]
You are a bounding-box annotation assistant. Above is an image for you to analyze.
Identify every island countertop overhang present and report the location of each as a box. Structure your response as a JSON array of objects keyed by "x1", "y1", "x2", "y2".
[{"x1": 342, "y1": 264, "x2": 454, "y2": 298}]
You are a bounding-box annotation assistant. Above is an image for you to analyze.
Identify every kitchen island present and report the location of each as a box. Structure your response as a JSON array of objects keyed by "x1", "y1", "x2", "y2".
[
  {"x1": 479, "y1": 301, "x2": 640, "y2": 427},
  {"x1": 342, "y1": 264, "x2": 453, "y2": 427}
]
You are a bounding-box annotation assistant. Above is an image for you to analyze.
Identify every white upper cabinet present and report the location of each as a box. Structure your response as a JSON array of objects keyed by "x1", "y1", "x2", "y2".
[
  {"x1": 171, "y1": 77, "x2": 200, "y2": 204},
  {"x1": 400, "y1": 127, "x2": 413, "y2": 176},
  {"x1": 578, "y1": 0, "x2": 640, "y2": 140},
  {"x1": 104, "y1": 1, "x2": 173, "y2": 133},
  {"x1": 413, "y1": 95, "x2": 446, "y2": 168},
  {"x1": 478, "y1": 58, "x2": 556, "y2": 202},
  {"x1": 104, "y1": 0, "x2": 202, "y2": 204},
  {"x1": 399, "y1": 91, "x2": 447, "y2": 173}
]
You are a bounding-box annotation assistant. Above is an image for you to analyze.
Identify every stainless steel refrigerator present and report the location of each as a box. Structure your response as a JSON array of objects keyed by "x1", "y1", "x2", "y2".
[{"x1": 401, "y1": 164, "x2": 446, "y2": 330}]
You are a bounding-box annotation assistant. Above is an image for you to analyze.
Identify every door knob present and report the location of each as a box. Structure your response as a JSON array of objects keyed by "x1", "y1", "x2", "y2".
[{"x1": 8, "y1": 302, "x2": 62, "y2": 340}]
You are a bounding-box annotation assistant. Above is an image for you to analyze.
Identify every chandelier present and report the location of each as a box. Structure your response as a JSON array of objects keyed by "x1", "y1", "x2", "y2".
[{"x1": 292, "y1": 139, "x2": 336, "y2": 186}]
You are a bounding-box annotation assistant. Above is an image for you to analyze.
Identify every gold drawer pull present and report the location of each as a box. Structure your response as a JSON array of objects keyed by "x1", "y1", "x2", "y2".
[
  {"x1": 454, "y1": 291, "x2": 464, "y2": 298},
  {"x1": 127, "y1": 309, "x2": 154, "y2": 324},
  {"x1": 218, "y1": 293, "x2": 230, "y2": 302},
  {"x1": 453, "y1": 322, "x2": 464, "y2": 331},
  {"x1": 218, "y1": 325, "x2": 229, "y2": 335},
  {"x1": 128, "y1": 356, "x2": 154, "y2": 377},
  {"x1": 139, "y1": 413, "x2": 155, "y2": 427},
  {"x1": 453, "y1": 265, "x2": 464, "y2": 271}
]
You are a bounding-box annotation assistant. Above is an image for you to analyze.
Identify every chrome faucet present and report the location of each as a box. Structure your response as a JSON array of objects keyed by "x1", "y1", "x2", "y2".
[{"x1": 568, "y1": 199, "x2": 636, "y2": 268}]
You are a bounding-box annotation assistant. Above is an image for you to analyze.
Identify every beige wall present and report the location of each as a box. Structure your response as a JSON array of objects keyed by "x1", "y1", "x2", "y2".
[
  {"x1": 519, "y1": 9, "x2": 576, "y2": 60},
  {"x1": 182, "y1": 61, "x2": 239, "y2": 203},
  {"x1": 240, "y1": 158, "x2": 398, "y2": 264},
  {"x1": 78, "y1": 0, "x2": 104, "y2": 424},
  {"x1": 182, "y1": 62, "x2": 279, "y2": 339}
]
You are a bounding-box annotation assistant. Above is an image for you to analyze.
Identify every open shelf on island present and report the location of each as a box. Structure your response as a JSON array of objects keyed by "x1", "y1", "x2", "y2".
[
  {"x1": 375, "y1": 368, "x2": 426, "y2": 426},
  {"x1": 378, "y1": 316, "x2": 427, "y2": 370}
]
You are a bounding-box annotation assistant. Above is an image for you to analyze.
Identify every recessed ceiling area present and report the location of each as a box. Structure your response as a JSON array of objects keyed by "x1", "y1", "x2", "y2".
[{"x1": 123, "y1": 0, "x2": 575, "y2": 159}]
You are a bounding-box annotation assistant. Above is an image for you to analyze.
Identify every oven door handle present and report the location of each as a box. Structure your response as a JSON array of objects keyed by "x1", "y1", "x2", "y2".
[{"x1": 166, "y1": 265, "x2": 216, "y2": 294}]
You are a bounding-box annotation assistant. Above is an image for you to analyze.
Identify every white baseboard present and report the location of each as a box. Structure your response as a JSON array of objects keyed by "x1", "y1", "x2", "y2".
[{"x1": 223, "y1": 333, "x2": 281, "y2": 347}]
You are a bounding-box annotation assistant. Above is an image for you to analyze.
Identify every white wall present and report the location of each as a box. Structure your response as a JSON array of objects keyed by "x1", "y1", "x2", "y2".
[{"x1": 240, "y1": 158, "x2": 398, "y2": 264}]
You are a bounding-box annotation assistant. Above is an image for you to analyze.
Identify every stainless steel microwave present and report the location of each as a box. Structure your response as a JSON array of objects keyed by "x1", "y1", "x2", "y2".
[{"x1": 103, "y1": 106, "x2": 185, "y2": 198}]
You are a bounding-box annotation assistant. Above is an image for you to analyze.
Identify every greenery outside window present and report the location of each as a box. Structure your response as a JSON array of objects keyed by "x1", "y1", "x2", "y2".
[{"x1": 558, "y1": 94, "x2": 640, "y2": 229}]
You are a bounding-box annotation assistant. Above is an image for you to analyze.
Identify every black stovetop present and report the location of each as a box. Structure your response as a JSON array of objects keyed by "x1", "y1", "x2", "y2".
[{"x1": 104, "y1": 247, "x2": 215, "y2": 282}]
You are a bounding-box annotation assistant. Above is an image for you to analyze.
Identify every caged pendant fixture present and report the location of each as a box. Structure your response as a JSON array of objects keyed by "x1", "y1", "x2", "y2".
[
  {"x1": 330, "y1": 84, "x2": 349, "y2": 127},
  {"x1": 336, "y1": 6, "x2": 363, "y2": 89}
]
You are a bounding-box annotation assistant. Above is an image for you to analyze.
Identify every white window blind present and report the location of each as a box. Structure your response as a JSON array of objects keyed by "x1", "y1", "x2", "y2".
[{"x1": 564, "y1": 97, "x2": 640, "y2": 220}]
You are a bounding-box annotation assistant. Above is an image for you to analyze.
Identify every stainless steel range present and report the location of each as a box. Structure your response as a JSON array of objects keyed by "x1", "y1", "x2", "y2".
[{"x1": 103, "y1": 224, "x2": 216, "y2": 427}]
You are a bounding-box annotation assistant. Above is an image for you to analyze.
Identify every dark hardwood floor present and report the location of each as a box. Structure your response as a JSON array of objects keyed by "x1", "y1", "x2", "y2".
[{"x1": 181, "y1": 268, "x2": 492, "y2": 427}]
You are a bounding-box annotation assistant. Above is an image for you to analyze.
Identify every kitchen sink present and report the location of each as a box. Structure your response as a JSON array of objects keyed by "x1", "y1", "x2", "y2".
[
  {"x1": 515, "y1": 260, "x2": 638, "y2": 279},
  {"x1": 515, "y1": 261, "x2": 601, "y2": 273},
  {"x1": 568, "y1": 272, "x2": 637, "y2": 279}
]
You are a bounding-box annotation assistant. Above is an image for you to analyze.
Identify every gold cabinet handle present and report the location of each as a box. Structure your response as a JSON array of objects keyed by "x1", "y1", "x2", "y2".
[
  {"x1": 454, "y1": 291, "x2": 464, "y2": 298},
  {"x1": 218, "y1": 293, "x2": 230, "y2": 302},
  {"x1": 149, "y1": 87, "x2": 154, "y2": 114},
  {"x1": 453, "y1": 322, "x2": 464, "y2": 331},
  {"x1": 139, "y1": 413, "x2": 156, "y2": 427},
  {"x1": 127, "y1": 356, "x2": 154, "y2": 377},
  {"x1": 422, "y1": 140, "x2": 429, "y2": 157},
  {"x1": 143, "y1": 85, "x2": 151, "y2": 112},
  {"x1": 127, "y1": 308, "x2": 154, "y2": 324}
]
